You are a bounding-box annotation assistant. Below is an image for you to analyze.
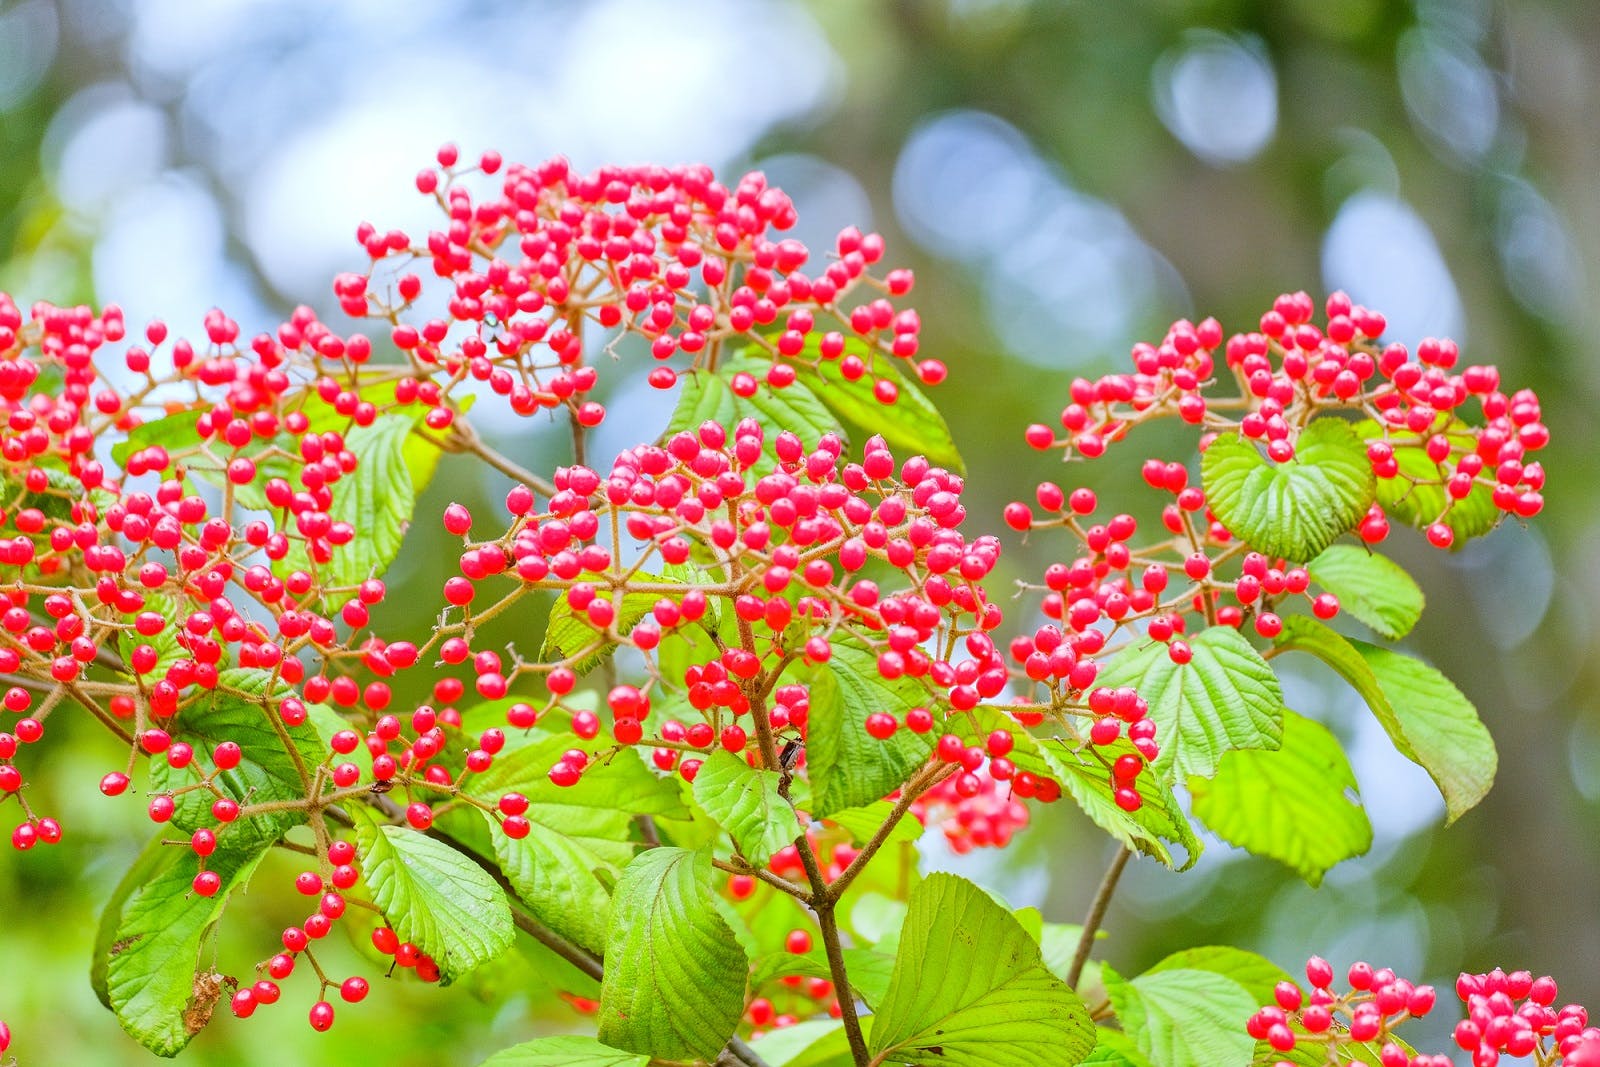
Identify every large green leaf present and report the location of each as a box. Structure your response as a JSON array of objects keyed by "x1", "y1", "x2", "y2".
[
  {"x1": 1355, "y1": 418, "x2": 1500, "y2": 542},
  {"x1": 104, "y1": 845, "x2": 265, "y2": 1056},
  {"x1": 351, "y1": 805, "x2": 515, "y2": 984},
  {"x1": 870, "y1": 873, "x2": 1095, "y2": 1067},
  {"x1": 803, "y1": 641, "x2": 935, "y2": 816},
  {"x1": 474, "y1": 1036, "x2": 647, "y2": 1067},
  {"x1": 1139, "y1": 946, "x2": 1291, "y2": 1006},
  {"x1": 1274, "y1": 617, "x2": 1496, "y2": 822},
  {"x1": 692, "y1": 749, "x2": 803, "y2": 865},
  {"x1": 1189, "y1": 710, "x2": 1372, "y2": 885},
  {"x1": 1103, "y1": 961, "x2": 1257, "y2": 1067},
  {"x1": 750, "y1": 946, "x2": 897, "y2": 1009},
  {"x1": 1201, "y1": 418, "x2": 1375, "y2": 562},
  {"x1": 149, "y1": 668, "x2": 323, "y2": 854},
  {"x1": 1306, "y1": 544, "x2": 1425, "y2": 640},
  {"x1": 464, "y1": 737, "x2": 684, "y2": 953},
  {"x1": 751, "y1": 1020, "x2": 857, "y2": 1067},
  {"x1": 1094, "y1": 627, "x2": 1283, "y2": 782},
  {"x1": 667, "y1": 353, "x2": 843, "y2": 476},
  {"x1": 825, "y1": 800, "x2": 924, "y2": 849},
  {"x1": 597, "y1": 848, "x2": 749, "y2": 1062},
  {"x1": 803, "y1": 335, "x2": 964, "y2": 473}
]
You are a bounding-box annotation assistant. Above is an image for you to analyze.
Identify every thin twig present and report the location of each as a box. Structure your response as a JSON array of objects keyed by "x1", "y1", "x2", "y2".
[{"x1": 1066, "y1": 845, "x2": 1132, "y2": 989}]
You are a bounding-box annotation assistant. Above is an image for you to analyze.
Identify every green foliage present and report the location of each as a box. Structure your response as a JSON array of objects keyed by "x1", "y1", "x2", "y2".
[
  {"x1": 1355, "y1": 418, "x2": 1500, "y2": 542},
  {"x1": 464, "y1": 736, "x2": 684, "y2": 953},
  {"x1": 1275, "y1": 617, "x2": 1496, "y2": 821},
  {"x1": 1306, "y1": 544, "x2": 1426, "y2": 640},
  {"x1": 1201, "y1": 419, "x2": 1376, "y2": 562},
  {"x1": 1189, "y1": 709, "x2": 1373, "y2": 885},
  {"x1": 802, "y1": 641, "x2": 936, "y2": 816},
  {"x1": 802, "y1": 335, "x2": 964, "y2": 473},
  {"x1": 1095, "y1": 626, "x2": 1284, "y2": 782},
  {"x1": 350, "y1": 806, "x2": 515, "y2": 984},
  {"x1": 597, "y1": 847, "x2": 749, "y2": 1061},
  {"x1": 474, "y1": 1036, "x2": 647, "y2": 1066},
  {"x1": 691, "y1": 749, "x2": 803, "y2": 865},
  {"x1": 870, "y1": 873, "x2": 1094, "y2": 1066},
  {"x1": 104, "y1": 845, "x2": 266, "y2": 1056},
  {"x1": 667, "y1": 353, "x2": 843, "y2": 474}
]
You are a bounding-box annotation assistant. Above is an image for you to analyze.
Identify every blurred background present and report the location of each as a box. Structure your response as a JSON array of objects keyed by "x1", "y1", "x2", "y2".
[{"x1": 1, "y1": 0, "x2": 1597, "y2": 1062}]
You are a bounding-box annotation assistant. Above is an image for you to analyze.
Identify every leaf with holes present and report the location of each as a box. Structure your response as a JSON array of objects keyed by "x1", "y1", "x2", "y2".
[
  {"x1": 1094, "y1": 627, "x2": 1283, "y2": 782},
  {"x1": 351, "y1": 805, "x2": 514, "y2": 984},
  {"x1": 1274, "y1": 617, "x2": 1496, "y2": 822},
  {"x1": 104, "y1": 844, "x2": 265, "y2": 1056},
  {"x1": 1201, "y1": 418, "x2": 1375, "y2": 562},
  {"x1": 692, "y1": 750, "x2": 802, "y2": 866},
  {"x1": 1307, "y1": 544, "x2": 1425, "y2": 640},
  {"x1": 870, "y1": 873, "x2": 1094, "y2": 1067},
  {"x1": 1189, "y1": 710, "x2": 1372, "y2": 885},
  {"x1": 597, "y1": 847, "x2": 749, "y2": 1061}
]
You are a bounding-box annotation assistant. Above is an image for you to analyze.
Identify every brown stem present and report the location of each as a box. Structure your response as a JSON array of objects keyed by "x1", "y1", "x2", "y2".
[
  {"x1": 826, "y1": 761, "x2": 954, "y2": 903},
  {"x1": 1066, "y1": 845, "x2": 1132, "y2": 989},
  {"x1": 796, "y1": 835, "x2": 871, "y2": 1066}
]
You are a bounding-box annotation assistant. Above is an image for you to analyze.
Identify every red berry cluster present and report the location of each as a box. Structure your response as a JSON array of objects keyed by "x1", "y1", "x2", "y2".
[
  {"x1": 1248, "y1": 957, "x2": 1600, "y2": 1067},
  {"x1": 743, "y1": 927, "x2": 844, "y2": 1033},
  {"x1": 349, "y1": 145, "x2": 935, "y2": 422}
]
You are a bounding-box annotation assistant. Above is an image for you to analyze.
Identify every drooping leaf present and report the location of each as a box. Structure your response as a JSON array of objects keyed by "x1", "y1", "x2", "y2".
[
  {"x1": 870, "y1": 872, "x2": 1095, "y2": 1067},
  {"x1": 1274, "y1": 616, "x2": 1496, "y2": 822},
  {"x1": 1103, "y1": 961, "x2": 1258, "y2": 1067},
  {"x1": 1201, "y1": 418, "x2": 1375, "y2": 562},
  {"x1": 1306, "y1": 544, "x2": 1425, "y2": 640},
  {"x1": 666, "y1": 353, "x2": 843, "y2": 476},
  {"x1": 91, "y1": 834, "x2": 183, "y2": 1011},
  {"x1": 597, "y1": 847, "x2": 749, "y2": 1062},
  {"x1": 474, "y1": 1036, "x2": 648, "y2": 1067},
  {"x1": 105, "y1": 845, "x2": 265, "y2": 1056},
  {"x1": 692, "y1": 749, "x2": 803, "y2": 866},
  {"x1": 803, "y1": 641, "x2": 934, "y2": 816},
  {"x1": 1094, "y1": 626, "x2": 1284, "y2": 782},
  {"x1": 464, "y1": 737, "x2": 684, "y2": 953},
  {"x1": 149, "y1": 668, "x2": 324, "y2": 854},
  {"x1": 351, "y1": 805, "x2": 515, "y2": 984},
  {"x1": 1189, "y1": 710, "x2": 1372, "y2": 885},
  {"x1": 802, "y1": 335, "x2": 964, "y2": 473}
]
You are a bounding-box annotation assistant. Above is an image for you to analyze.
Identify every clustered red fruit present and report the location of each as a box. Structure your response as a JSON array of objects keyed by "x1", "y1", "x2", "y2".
[{"x1": 1249, "y1": 957, "x2": 1600, "y2": 1067}]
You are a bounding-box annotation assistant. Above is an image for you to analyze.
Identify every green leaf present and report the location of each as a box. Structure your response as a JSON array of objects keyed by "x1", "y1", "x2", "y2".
[
  {"x1": 1038, "y1": 923, "x2": 1092, "y2": 984},
  {"x1": 474, "y1": 1036, "x2": 647, "y2": 1067},
  {"x1": 105, "y1": 845, "x2": 265, "y2": 1056},
  {"x1": 751, "y1": 1020, "x2": 857, "y2": 1067},
  {"x1": 149, "y1": 668, "x2": 324, "y2": 853},
  {"x1": 1355, "y1": 418, "x2": 1500, "y2": 542},
  {"x1": 1140, "y1": 946, "x2": 1290, "y2": 1006},
  {"x1": 91, "y1": 834, "x2": 183, "y2": 1011},
  {"x1": 825, "y1": 801, "x2": 924, "y2": 849},
  {"x1": 804, "y1": 641, "x2": 935, "y2": 816},
  {"x1": 803, "y1": 335, "x2": 964, "y2": 473},
  {"x1": 945, "y1": 705, "x2": 1197, "y2": 868},
  {"x1": 597, "y1": 847, "x2": 749, "y2": 1062},
  {"x1": 1083, "y1": 1028, "x2": 1157, "y2": 1067},
  {"x1": 1103, "y1": 961, "x2": 1258, "y2": 1067},
  {"x1": 871, "y1": 872, "x2": 1094, "y2": 1067},
  {"x1": 285, "y1": 413, "x2": 419, "y2": 607},
  {"x1": 351, "y1": 805, "x2": 515, "y2": 983},
  {"x1": 541, "y1": 584, "x2": 670, "y2": 677},
  {"x1": 667, "y1": 353, "x2": 843, "y2": 476},
  {"x1": 1095, "y1": 626, "x2": 1283, "y2": 782},
  {"x1": 1274, "y1": 617, "x2": 1496, "y2": 822},
  {"x1": 1307, "y1": 544, "x2": 1425, "y2": 640},
  {"x1": 751, "y1": 947, "x2": 897, "y2": 1009},
  {"x1": 1189, "y1": 710, "x2": 1372, "y2": 885},
  {"x1": 1201, "y1": 418, "x2": 1375, "y2": 562},
  {"x1": 463, "y1": 737, "x2": 683, "y2": 953},
  {"x1": 692, "y1": 749, "x2": 803, "y2": 865}
]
